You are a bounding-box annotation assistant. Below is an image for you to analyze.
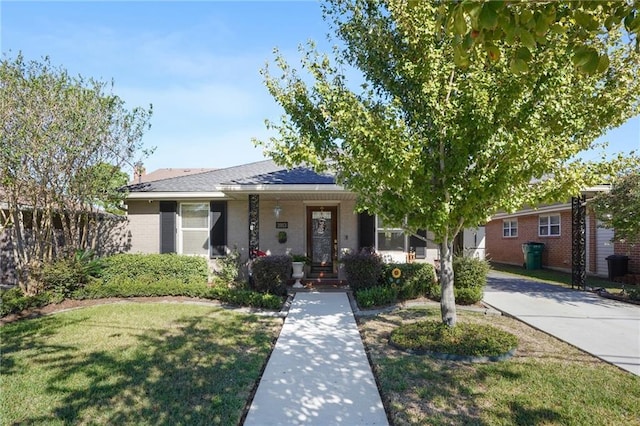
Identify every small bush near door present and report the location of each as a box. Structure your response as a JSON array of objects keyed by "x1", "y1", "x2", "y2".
[
  {"x1": 341, "y1": 249, "x2": 384, "y2": 291},
  {"x1": 250, "y1": 255, "x2": 291, "y2": 296}
]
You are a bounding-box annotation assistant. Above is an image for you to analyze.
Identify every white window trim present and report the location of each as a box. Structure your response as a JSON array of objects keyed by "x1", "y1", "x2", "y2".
[
  {"x1": 178, "y1": 202, "x2": 210, "y2": 256},
  {"x1": 538, "y1": 213, "x2": 561, "y2": 237},
  {"x1": 502, "y1": 219, "x2": 518, "y2": 238},
  {"x1": 375, "y1": 216, "x2": 408, "y2": 253}
]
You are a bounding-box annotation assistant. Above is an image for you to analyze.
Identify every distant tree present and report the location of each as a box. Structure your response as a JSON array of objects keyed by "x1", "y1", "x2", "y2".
[
  {"x1": 256, "y1": 0, "x2": 640, "y2": 326},
  {"x1": 592, "y1": 171, "x2": 640, "y2": 243},
  {"x1": 0, "y1": 53, "x2": 153, "y2": 287}
]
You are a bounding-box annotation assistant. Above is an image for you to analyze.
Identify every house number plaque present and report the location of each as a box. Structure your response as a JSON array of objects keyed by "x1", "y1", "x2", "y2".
[{"x1": 276, "y1": 222, "x2": 288, "y2": 229}]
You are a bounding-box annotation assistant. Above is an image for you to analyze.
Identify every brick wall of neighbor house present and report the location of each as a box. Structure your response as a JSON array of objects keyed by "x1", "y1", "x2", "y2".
[
  {"x1": 126, "y1": 200, "x2": 160, "y2": 253},
  {"x1": 486, "y1": 210, "x2": 573, "y2": 272},
  {"x1": 614, "y1": 240, "x2": 640, "y2": 274}
]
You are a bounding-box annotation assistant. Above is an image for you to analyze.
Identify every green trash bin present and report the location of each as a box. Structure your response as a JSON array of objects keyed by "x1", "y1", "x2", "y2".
[{"x1": 522, "y1": 242, "x2": 544, "y2": 270}]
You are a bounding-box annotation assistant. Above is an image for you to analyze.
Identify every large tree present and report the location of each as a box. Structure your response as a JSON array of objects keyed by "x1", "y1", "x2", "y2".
[
  {"x1": 0, "y1": 54, "x2": 152, "y2": 287},
  {"x1": 257, "y1": 0, "x2": 640, "y2": 326},
  {"x1": 440, "y1": 1, "x2": 640, "y2": 74},
  {"x1": 591, "y1": 170, "x2": 640, "y2": 244}
]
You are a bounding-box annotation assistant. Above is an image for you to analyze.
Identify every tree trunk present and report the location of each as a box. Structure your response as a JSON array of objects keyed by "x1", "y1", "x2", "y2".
[{"x1": 439, "y1": 239, "x2": 457, "y2": 327}]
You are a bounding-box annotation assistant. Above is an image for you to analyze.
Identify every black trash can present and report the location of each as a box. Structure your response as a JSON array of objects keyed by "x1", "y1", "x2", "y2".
[{"x1": 606, "y1": 255, "x2": 629, "y2": 281}]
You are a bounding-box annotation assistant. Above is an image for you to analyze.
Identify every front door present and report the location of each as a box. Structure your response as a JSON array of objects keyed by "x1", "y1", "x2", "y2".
[{"x1": 306, "y1": 206, "x2": 338, "y2": 278}]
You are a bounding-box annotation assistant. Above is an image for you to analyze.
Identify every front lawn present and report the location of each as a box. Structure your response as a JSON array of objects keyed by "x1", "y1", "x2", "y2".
[
  {"x1": 0, "y1": 303, "x2": 282, "y2": 425},
  {"x1": 360, "y1": 307, "x2": 640, "y2": 425}
]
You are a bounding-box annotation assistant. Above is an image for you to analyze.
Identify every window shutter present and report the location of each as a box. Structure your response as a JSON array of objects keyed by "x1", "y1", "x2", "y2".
[
  {"x1": 159, "y1": 201, "x2": 176, "y2": 253},
  {"x1": 358, "y1": 211, "x2": 375, "y2": 250},
  {"x1": 410, "y1": 229, "x2": 428, "y2": 259},
  {"x1": 210, "y1": 201, "x2": 227, "y2": 257}
]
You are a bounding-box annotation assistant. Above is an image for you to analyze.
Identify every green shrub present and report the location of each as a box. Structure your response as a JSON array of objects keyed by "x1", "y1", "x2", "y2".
[
  {"x1": 454, "y1": 256, "x2": 490, "y2": 289},
  {"x1": 341, "y1": 249, "x2": 384, "y2": 291},
  {"x1": 428, "y1": 256, "x2": 490, "y2": 305},
  {"x1": 389, "y1": 320, "x2": 518, "y2": 357},
  {"x1": 381, "y1": 263, "x2": 436, "y2": 300},
  {"x1": 101, "y1": 253, "x2": 208, "y2": 284},
  {"x1": 250, "y1": 255, "x2": 290, "y2": 295},
  {"x1": 73, "y1": 279, "x2": 284, "y2": 310},
  {"x1": 214, "y1": 248, "x2": 244, "y2": 286},
  {"x1": 627, "y1": 287, "x2": 640, "y2": 301},
  {"x1": 1, "y1": 287, "x2": 53, "y2": 317},
  {"x1": 207, "y1": 286, "x2": 283, "y2": 310},
  {"x1": 355, "y1": 286, "x2": 398, "y2": 309},
  {"x1": 40, "y1": 250, "x2": 103, "y2": 298},
  {"x1": 74, "y1": 277, "x2": 210, "y2": 299}
]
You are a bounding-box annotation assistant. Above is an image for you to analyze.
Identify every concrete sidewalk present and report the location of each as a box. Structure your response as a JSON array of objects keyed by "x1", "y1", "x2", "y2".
[
  {"x1": 243, "y1": 292, "x2": 388, "y2": 425},
  {"x1": 483, "y1": 271, "x2": 640, "y2": 376}
]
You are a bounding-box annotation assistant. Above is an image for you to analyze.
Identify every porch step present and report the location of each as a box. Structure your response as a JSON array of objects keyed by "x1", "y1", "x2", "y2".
[{"x1": 288, "y1": 278, "x2": 349, "y2": 292}]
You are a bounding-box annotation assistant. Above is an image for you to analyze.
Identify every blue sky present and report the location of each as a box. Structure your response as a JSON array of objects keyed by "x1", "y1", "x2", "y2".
[{"x1": 2, "y1": 1, "x2": 639, "y2": 174}]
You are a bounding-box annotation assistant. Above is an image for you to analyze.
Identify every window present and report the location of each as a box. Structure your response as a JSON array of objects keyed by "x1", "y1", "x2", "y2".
[
  {"x1": 179, "y1": 203, "x2": 209, "y2": 256},
  {"x1": 539, "y1": 214, "x2": 560, "y2": 236},
  {"x1": 503, "y1": 220, "x2": 518, "y2": 237},
  {"x1": 376, "y1": 217, "x2": 405, "y2": 251}
]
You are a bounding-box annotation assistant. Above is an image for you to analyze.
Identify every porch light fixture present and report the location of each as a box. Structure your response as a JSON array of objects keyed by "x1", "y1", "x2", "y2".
[{"x1": 274, "y1": 199, "x2": 282, "y2": 218}]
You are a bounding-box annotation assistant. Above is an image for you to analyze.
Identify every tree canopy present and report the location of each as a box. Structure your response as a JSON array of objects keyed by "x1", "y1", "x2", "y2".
[
  {"x1": 592, "y1": 170, "x2": 640, "y2": 244},
  {"x1": 1, "y1": 53, "x2": 152, "y2": 285},
  {"x1": 257, "y1": 0, "x2": 639, "y2": 326},
  {"x1": 440, "y1": 0, "x2": 640, "y2": 74}
]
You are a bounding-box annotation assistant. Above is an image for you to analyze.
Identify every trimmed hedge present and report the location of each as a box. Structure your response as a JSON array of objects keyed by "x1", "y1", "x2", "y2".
[
  {"x1": 101, "y1": 253, "x2": 209, "y2": 283},
  {"x1": 341, "y1": 250, "x2": 384, "y2": 291},
  {"x1": 381, "y1": 263, "x2": 437, "y2": 300},
  {"x1": 429, "y1": 256, "x2": 490, "y2": 305},
  {"x1": 355, "y1": 286, "x2": 398, "y2": 309},
  {"x1": 250, "y1": 255, "x2": 291, "y2": 296},
  {"x1": 74, "y1": 279, "x2": 283, "y2": 310},
  {"x1": 354, "y1": 262, "x2": 437, "y2": 309},
  {"x1": 1, "y1": 253, "x2": 285, "y2": 317}
]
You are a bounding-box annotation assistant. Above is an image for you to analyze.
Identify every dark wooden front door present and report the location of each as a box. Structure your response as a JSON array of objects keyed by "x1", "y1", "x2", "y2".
[{"x1": 306, "y1": 206, "x2": 338, "y2": 278}]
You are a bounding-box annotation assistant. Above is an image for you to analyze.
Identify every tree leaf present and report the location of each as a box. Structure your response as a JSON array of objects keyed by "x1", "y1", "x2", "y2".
[
  {"x1": 509, "y1": 57, "x2": 529, "y2": 73},
  {"x1": 479, "y1": 3, "x2": 498, "y2": 30},
  {"x1": 453, "y1": 9, "x2": 467, "y2": 35},
  {"x1": 519, "y1": 29, "x2": 536, "y2": 50}
]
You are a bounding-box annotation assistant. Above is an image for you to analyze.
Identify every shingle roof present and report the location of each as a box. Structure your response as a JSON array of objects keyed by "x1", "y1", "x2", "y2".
[
  {"x1": 126, "y1": 160, "x2": 337, "y2": 193},
  {"x1": 129, "y1": 168, "x2": 216, "y2": 184}
]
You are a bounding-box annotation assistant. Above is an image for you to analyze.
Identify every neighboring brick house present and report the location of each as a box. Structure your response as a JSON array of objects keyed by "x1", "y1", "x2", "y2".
[
  {"x1": 486, "y1": 190, "x2": 639, "y2": 277},
  {"x1": 124, "y1": 160, "x2": 485, "y2": 280}
]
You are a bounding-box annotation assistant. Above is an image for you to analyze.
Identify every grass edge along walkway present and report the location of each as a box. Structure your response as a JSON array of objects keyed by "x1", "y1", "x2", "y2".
[{"x1": 0, "y1": 302, "x2": 283, "y2": 426}]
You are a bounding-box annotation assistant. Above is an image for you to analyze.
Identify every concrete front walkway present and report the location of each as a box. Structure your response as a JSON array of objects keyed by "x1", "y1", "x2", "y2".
[
  {"x1": 243, "y1": 292, "x2": 388, "y2": 426},
  {"x1": 483, "y1": 271, "x2": 640, "y2": 376}
]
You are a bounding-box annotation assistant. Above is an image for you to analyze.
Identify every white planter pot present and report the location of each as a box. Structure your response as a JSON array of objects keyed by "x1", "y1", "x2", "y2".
[{"x1": 292, "y1": 261, "x2": 305, "y2": 288}]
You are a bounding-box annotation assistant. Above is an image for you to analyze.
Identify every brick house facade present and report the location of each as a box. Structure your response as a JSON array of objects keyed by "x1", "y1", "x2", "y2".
[{"x1": 486, "y1": 202, "x2": 640, "y2": 277}]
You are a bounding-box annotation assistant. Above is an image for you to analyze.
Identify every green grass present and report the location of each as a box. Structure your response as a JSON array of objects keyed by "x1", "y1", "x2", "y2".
[
  {"x1": 490, "y1": 262, "x2": 624, "y2": 293},
  {"x1": 361, "y1": 307, "x2": 640, "y2": 425},
  {"x1": 0, "y1": 303, "x2": 282, "y2": 425}
]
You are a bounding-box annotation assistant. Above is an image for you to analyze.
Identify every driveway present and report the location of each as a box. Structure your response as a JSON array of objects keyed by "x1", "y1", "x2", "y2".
[{"x1": 483, "y1": 271, "x2": 640, "y2": 376}]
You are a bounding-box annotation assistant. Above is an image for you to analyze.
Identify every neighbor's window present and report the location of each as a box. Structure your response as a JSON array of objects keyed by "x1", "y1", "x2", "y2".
[
  {"x1": 180, "y1": 203, "x2": 209, "y2": 256},
  {"x1": 539, "y1": 214, "x2": 560, "y2": 236},
  {"x1": 376, "y1": 217, "x2": 405, "y2": 252},
  {"x1": 503, "y1": 220, "x2": 518, "y2": 237}
]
